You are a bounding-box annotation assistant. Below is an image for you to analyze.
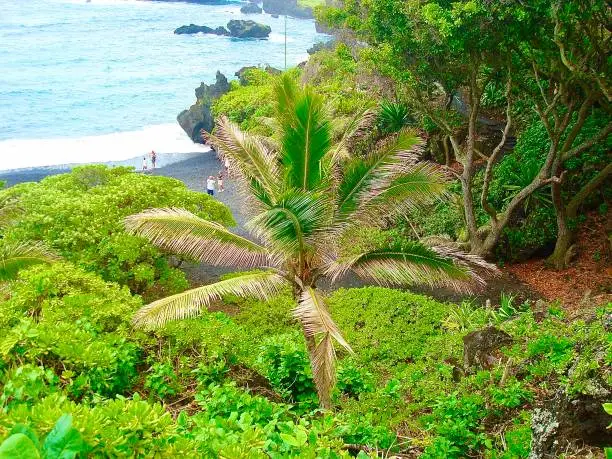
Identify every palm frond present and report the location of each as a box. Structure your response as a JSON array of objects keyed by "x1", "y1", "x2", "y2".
[
  {"x1": 295, "y1": 287, "x2": 352, "y2": 408},
  {"x1": 334, "y1": 129, "x2": 427, "y2": 221},
  {"x1": 329, "y1": 108, "x2": 378, "y2": 162},
  {"x1": 211, "y1": 117, "x2": 280, "y2": 204},
  {"x1": 133, "y1": 271, "x2": 290, "y2": 329},
  {"x1": 0, "y1": 241, "x2": 60, "y2": 281},
  {"x1": 125, "y1": 208, "x2": 275, "y2": 268},
  {"x1": 0, "y1": 197, "x2": 23, "y2": 230},
  {"x1": 327, "y1": 240, "x2": 497, "y2": 293},
  {"x1": 275, "y1": 74, "x2": 299, "y2": 125},
  {"x1": 312, "y1": 334, "x2": 336, "y2": 409},
  {"x1": 281, "y1": 88, "x2": 331, "y2": 191},
  {"x1": 351, "y1": 160, "x2": 448, "y2": 226},
  {"x1": 247, "y1": 190, "x2": 332, "y2": 257}
]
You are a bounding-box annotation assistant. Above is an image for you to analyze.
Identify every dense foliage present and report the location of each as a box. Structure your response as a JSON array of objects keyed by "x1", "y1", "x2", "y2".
[
  {"x1": 318, "y1": 0, "x2": 611, "y2": 267},
  {"x1": 0, "y1": 1, "x2": 609, "y2": 456},
  {"x1": 0, "y1": 166, "x2": 232, "y2": 299},
  {"x1": 1, "y1": 253, "x2": 609, "y2": 457}
]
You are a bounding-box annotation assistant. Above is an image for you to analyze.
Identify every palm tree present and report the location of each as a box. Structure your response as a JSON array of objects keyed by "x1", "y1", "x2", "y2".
[
  {"x1": 125, "y1": 76, "x2": 497, "y2": 408},
  {"x1": 0, "y1": 196, "x2": 59, "y2": 281}
]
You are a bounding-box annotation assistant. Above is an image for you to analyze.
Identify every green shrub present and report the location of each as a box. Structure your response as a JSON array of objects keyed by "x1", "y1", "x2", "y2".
[
  {"x1": 0, "y1": 166, "x2": 232, "y2": 298},
  {"x1": 258, "y1": 334, "x2": 318, "y2": 408}
]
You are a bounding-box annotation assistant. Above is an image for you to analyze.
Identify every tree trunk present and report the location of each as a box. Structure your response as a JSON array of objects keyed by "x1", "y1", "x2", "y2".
[
  {"x1": 547, "y1": 162, "x2": 612, "y2": 269},
  {"x1": 547, "y1": 218, "x2": 573, "y2": 270},
  {"x1": 462, "y1": 177, "x2": 484, "y2": 253}
]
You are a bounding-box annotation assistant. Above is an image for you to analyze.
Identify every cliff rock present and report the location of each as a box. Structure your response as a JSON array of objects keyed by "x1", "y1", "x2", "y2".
[{"x1": 177, "y1": 71, "x2": 230, "y2": 143}]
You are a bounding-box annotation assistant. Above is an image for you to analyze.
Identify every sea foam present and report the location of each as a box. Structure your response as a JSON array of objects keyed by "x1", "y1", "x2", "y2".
[{"x1": 0, "y1": 124, "x2": 208, "y2": 171}]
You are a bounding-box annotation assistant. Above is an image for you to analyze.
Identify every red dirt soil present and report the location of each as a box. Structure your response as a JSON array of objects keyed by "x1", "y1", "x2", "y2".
[{"x1": 506, "y1": 212, "x2": 611, "y2": 310}]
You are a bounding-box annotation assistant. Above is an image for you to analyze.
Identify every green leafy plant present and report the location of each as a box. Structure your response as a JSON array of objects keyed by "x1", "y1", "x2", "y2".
[
  {"x1": 144, "y1": 363, "x2": 180, "y2": 401},
  {"x1": 0, "y1": 414, "x2": 87, "y2": 459},
  {"x1": 378, "y1": 101, "x2": 414, "y2": 134}
]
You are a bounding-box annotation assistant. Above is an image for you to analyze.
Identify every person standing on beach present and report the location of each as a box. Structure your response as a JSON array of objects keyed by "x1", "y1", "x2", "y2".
[
  {"x1": 150, "y1": 150, "x2": 157, "y2": 170},
  {"x1": 206, "y1": 175, "x2": 216, "y2": 196},
  {"x1": 142, "y1": 157, "x2": 148, "y2": 172},
  {"x1": 217, "y1": 171, "x2": 224, "y2": 193}
]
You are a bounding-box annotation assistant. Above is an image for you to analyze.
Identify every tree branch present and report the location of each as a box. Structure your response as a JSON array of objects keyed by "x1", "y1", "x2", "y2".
[
  {"x1": 562, "y1": 121, "x2": 612, "y2": 162},
  {"x1": 481, "y1": 75, "x2": 513, "y2": 222},
  {"x1": 566, "y1": 162, "x2": 612, "y2": 219}
]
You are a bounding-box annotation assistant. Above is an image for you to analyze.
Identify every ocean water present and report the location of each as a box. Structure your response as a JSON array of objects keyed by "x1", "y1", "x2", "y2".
[{"x1": 0, "y1": 0, "x2": 327, "y2": 170}]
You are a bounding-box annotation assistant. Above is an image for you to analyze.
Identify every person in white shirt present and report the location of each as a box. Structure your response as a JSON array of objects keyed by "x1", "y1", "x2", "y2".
[
  {"x1": 142, "y1": 157, "x2": 148, "y2": 172},
  {"x1": 206, "y1": 175, "x2": 216, "y2": 196}
]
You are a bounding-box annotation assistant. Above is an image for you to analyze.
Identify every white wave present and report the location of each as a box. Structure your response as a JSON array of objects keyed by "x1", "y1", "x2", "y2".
[
  {"x1": 0, "y1": 124, "x2": 208, "y2": 171},
  {"x1": 269, "y1": 32, "x2": 296, "y2": 43}
]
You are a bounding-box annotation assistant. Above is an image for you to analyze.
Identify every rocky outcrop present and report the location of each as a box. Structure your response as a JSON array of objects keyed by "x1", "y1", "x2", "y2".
[
  {"x1": 262, "y1": 0, "x2": 313, "y2": 19},
  {"x1": 529, "y1": 389, "x2": 611, "y2": 458},
  {"x1": 235, "y1": 65, "x2": 281, "y2": 85},
  {"x1": 177, "y1": 71, "x2": 230, "y2": 143},
  {"x1": 463, "y1": 326, "x2": 513, "y2": 371},
  {"x1": 240, "y1": 3, "x2": 262, "y2": 14},
  {"x1": 175, "y1": 20, "x2": 271, "y2": 39},
  {"x1": 227, "y1": 20, "x2": 271, "y2": 38},
  {"x1": 307, "y1": 39, "x2": 335, "y2": 55},
  {"x1": 174, "y1": 24, "x2": 230, "y2": 35}
]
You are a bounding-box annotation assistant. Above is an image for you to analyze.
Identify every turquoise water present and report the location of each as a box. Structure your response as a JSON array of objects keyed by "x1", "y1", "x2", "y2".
[{"x1": 0, "y1": 0, "x2": 326, "y2": 169}]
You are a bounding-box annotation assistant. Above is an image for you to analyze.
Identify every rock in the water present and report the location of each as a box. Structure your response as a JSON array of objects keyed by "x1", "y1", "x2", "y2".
[
  {"x1": 463, "y1": 326, "x2": 513, "y2": 370},
  {"x1": 174, "y1": 24, "x2": 230, "y2": 35},
  {"x1": 240, "y1": 3, "x2": 262, "y2": 14},
  {"x1": 263, "y1": 0, "x2": 313, "y2": 19},
  {"x1": 177, "y1": 71, "x2": 230, "y2": 143},
  {"x1": 227, "y1": 19, "x2": 271, "y2": 38}
]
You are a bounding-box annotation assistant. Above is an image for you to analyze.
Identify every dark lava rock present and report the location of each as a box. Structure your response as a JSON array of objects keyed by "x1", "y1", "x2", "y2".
[
  {"x1": 174, "y1": 24, "x2": 230, "y2": 35},
  {"x1": 263, "y1": 0, "x2": 313, "y2": 19},
  {"x1": 235, "y1": 65, "x2": 281, "y2": 85},
  {"x1": 463, "y1": 326, "x2": 513, "y2": 371},
  {"x1": 240, "y1": 3, "x2": 262, "y2": 14},
  {"x1": 529, "y1": 389, "x2": 612, "y2": 458},
  {"x1": 307, "y1": 39, "x2": 335, "y2": 55},
  {"x1": 177, "y1": 71, "x2": 230, "y2": 143},
  {"x1": 227, "y1": 19, "x2": 271, "y2": 38}
]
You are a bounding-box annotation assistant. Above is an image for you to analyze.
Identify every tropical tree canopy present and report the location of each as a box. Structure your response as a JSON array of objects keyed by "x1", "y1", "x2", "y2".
[{"x1": 125, "y1": 75, "x2": 498, "y2": 408}]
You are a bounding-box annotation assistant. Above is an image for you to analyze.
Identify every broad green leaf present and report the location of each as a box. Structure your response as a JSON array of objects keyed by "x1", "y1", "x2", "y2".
[
  {"x1": 42, "y1": 414, "x2": 86, "y2": 459},
  {"x1": 9, "y1": 425, "x2": 40, "y2": 450},
  {"x1": 0, "y1": 433, "x2": 41, "y2": 459}
]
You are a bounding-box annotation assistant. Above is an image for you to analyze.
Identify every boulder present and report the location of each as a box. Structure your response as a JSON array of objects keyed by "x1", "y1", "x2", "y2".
[
  {"x1": 177, "y1": 71, "x2": 231, "y2": 143},
  {"x1": 463, "y1": 326, "x2": 513, "y2": 371},
  {"x1": 240, "y1": 3, "x2": 262, "y2": 14},
  {"x1": 227, "y1": 19, "x2": 271, "y2": 38},
  {"x1": 262, "y1": 0, "x2": 313, "y2": 19}
]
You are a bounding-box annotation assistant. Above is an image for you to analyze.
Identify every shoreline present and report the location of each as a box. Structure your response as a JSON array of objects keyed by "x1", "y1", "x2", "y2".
[{"x1": 0, "y1": 151, "x2": 209, "y2": 187}]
